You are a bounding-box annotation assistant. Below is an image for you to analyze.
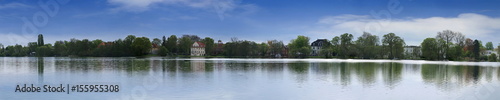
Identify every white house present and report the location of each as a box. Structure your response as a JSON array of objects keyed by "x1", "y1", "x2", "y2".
[
  {"x1": 404, "y1": 46, "x2": 421, "y2": 58},
  {"x1": 191, "y1": 42, "x2": 206, "y2": 56},
  {"x1": 310, "y1": 39, "x2": 328, "y2": 56}
]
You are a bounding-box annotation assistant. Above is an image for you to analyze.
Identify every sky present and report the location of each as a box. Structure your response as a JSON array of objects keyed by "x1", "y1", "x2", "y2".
[{"x1": 1, "y1": 0, "x2": 500, "y2": 46}]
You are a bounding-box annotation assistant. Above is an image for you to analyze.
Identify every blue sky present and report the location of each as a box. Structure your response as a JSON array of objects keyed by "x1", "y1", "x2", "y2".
[{"x1": 1, "y1": 0, "x2": 500, "y2": 46}]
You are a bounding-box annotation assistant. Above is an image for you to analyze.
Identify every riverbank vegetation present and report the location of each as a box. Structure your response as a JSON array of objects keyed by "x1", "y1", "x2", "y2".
[{"x1": 0, "y1": 30, "x2": 498, "y2": 62}]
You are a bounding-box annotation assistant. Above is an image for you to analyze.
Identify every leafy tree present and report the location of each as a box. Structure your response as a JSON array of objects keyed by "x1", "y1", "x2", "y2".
[
  {"x1": 421, "y1": 38, "x2": 439, "y2": 60},
  {"x1": 53, "y1": 41, "x2": 67, "y2": 56},
  {"x1": 485, "y1": 42, "x2": 493, "y2": 50},
  {"x1": 162, "y1": 36, "x2": 167, "y2": 47},
  {"x1": 488, "y1": 53, "x2": 497, "y2": 62},
  {"x1": 201, "y1": 37, "x2": 215, "y2": 56},
  {"x1": 178, "y1": 36, "x2": 193, "y2": 55},
  {"x1": 158, "y1": 46, "x2": 169, "y2": 56},
  {"x1": 355, "y1": 32, "x2": 379, "y2": 59},
  {"x1": 331, "y1": 36, "x2": 340, "y2": 56},
  {"x1": 288, "y1": 35, "x2": 311, "y2": 58},
  {"x1": 257, "y1": 42, "x2": 269, "y2": 57},
  {"x1": 268, "y1": 40, "x2": 284, "y2": 57},
  {"x1": 38, "y1": 34, "x2": 44, "y2": 46},
  {"x1": 28, "y1": 42, "x2": 38, "y2": 54},
  {"x1": 473, "y1": 40, "x2": 480, "y2": 60},
  {"x1": 339, "y1": 33, "x2": 353, "y2": 58},
  {"x1": 131, "y1": 37, "x2": 152, "y2": 56},
  {"x1": 36, "y1": 45, "x2": 53, "y2": 57},
  {"x1": 382, "y1": 33, "x2": 405, "y2": 59},
  {"x1": 166, "y1": 35, "x2": 178, "y2": 54}
]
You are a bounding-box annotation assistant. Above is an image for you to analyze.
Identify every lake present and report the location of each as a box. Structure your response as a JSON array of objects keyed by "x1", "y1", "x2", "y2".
[{"x1": 1, "y1": 57, "x2": 500, "y2": 100}]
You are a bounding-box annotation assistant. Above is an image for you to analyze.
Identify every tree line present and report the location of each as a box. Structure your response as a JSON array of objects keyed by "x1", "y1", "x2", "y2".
[{"x1": 0, "y1": 30, "x2": 498, "y2": 61}]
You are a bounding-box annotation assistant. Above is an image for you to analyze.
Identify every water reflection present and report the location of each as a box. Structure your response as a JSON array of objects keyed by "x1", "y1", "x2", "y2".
[{"x1": 37, "y1": 57, "x2": 44, "y2": 84}]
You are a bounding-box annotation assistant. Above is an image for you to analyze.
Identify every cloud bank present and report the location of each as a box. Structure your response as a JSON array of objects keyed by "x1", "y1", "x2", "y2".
[{"x1": 310, "y1": 13, "x2": 500, "y2": 45}]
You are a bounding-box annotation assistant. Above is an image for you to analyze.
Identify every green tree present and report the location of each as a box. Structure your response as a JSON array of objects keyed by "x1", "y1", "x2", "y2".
[
  {"x1": 473, "y1": 40, "x2": 480, "y2": 60},
  {"x1": 158, "y1": 46, "x2": 168, "y2": 56},
  {"x1": 339, "y1": 33, "x2": 353, "y2": 58},
  {"x1": 355, "y1": 32, "x2": 379, "y2": 59},
  {"x1": 166, "y1": 35, "x2": 178, "y2": 54},
  {"x1": 268, "y1": 40, "x2": 284, "y2": 57},
  {"x1": 178, "y1": 36, "x2": 193, "y2": 55},
  {"x1": 488, "y1": 53, "x2": 497, "y2": 62},
  {"x1": 162, "y1": 36, "x2": 167, "y2": 47},
  {"x1": 53, "y1": 41, "x2": 67, "y2": 56},
  {"x1": 485, "y1": 42, "x2": 493, "y2": 50},
  {"x1": 131, "y1": 37, "x2": 152, "y2": 56},
  {"x1": 201, "y1": 37, "x2": 215, "y2": 56},
  {"x1": 382, "y1": 33, "x2": 405, "y2": 59},
  {"x1": 421, "y1": 38, "x2": 439, "y2": 60},
  {"x1": 36, "y1": 45, "x2": 53, "y2": 57},
  {"x1": 28, "y1": 42, "x2": 38, "y2": 55},
  {"x1": 288, "y1": 35, "x2": 311, "y2": 58},
  {"x1": 38, "y1": 34, "x2": 44, "y2": 46},
  {"x1": 331, "y1": 36, "x2": 340, "y2": 56}
]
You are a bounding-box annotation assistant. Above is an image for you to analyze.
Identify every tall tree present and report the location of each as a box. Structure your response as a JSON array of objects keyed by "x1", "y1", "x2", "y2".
[
  {"x1": 166, "y1": 35, "x2": 178, "y2": 54},
  {"x1": 288, "y1": 35, "x2": 311, "y2": 58},
  {"x1": 339, "y1": 33, "x2": 353, "y2": 58},
  {"x1": 268, "y1": 40, "x2": 284, "y2": 57},
  {"x1": 436, "y1": 30, "x2": 461, "y2": 59},
  {"x1": 485, "y1": 42, "x2": 493, "y2": 50},
  {"x1": 38, "y1": 34, "x2": 44, "y2": 46},
  {"x1": 53, "y1": 41, "x2": 67, "y2": 56},
  {"x1": 355, "y1": 32, "x2": 379, "y2": 59},
  {"x1": 382, "y1": 33, "x2": 405, "y2": 59},
  {"x1": 162, "y1": 36, "x2": 167, "y2": 47},
  {"x1": 421, "y1": 38, "x2": 438, "y2": 60},
  {"x1": 131, "y1": 37, "x2": 152, "y2": 56},
  {"x1": 473, "y1": 39, "x2": 480, "y2": 60},
  {"x1": 178, "y1": 36, "x2": 193, "y2": 55},
  {"x1": 201, "y1": 37, "x2": 215, "y2": 56}
]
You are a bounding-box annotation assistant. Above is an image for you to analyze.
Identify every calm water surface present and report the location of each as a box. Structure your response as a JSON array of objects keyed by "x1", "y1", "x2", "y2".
[{"x1": 1, "y1": 57, "x2": 500, "y2": 100}]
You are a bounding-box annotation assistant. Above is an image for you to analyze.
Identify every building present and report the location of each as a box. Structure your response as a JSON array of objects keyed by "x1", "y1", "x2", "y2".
[
  {"x1": 484, "y1": 50, "x2": 497, "y2": 56},
  {"x1": 310, "y1": 39, "x2": 328, "y2": 56},
  {"x1": 191, "y1": 42, "x2": 206, "y2": 56},
  {"x1": 150, "y1": 44, "x2": 160, "y2": 55},
  {"x1": 404, "y1": 46, "x2": 421, "y2": 59}
]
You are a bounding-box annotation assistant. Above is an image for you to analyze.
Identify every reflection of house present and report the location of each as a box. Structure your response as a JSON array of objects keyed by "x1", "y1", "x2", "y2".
[
  {"x1": 150, "y1": 44, "x2": 160, "y2": 54},
  {"x1": 404, "y1": 46, "x2": 421, "y2": 58},
  {"x1": 310, "y1": 39, "x2": 328, "y2": 56},
  {"x1": 191, "y1": 42, "x2": 205, "y2": 56}
]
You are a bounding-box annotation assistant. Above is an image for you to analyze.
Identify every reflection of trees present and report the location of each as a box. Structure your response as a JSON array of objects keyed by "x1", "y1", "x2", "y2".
[
  {"x1": 38, "y1": 57, "x2": 44, "y2": 83},
  {"x1": 382, "y1": 63, "x2": 402, "y2": 89},
  {"x1": 288, "y1": 62, "x2": 309, "y2": 83},
  {"x1": 352, "y1": 63, "x2": 377, "y2": 87},
  {"x1": 339, "y1": 62, "x2": 351, "y2": 86},
  {"x1": 421, "y1": 64, "x2": 484, "y2": 91}
]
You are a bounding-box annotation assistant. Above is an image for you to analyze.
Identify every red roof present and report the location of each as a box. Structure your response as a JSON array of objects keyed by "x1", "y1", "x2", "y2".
[{"x1": 193, "y1": 42, "x2": 205, "y2": 48}]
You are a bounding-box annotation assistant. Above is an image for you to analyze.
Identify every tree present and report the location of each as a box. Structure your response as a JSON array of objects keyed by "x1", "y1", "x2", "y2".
[
  {"x1": 339, "y1": 33, "x2": 353, "y2": 58},
  {"x1": 124, "y1": 35, "x2": 136, "y2": 56},
  {"x1": 158, "y1": 46, "x2": 168, "y2": 56},
  {"x1": 201, "y1": 37, "x2": 215, "y2": 56},
  {"x1": 288, "y1": 35, "x2": 311, "y2": 58},
  {"x1": 421, "y1": 38, "x2": 438, "y2": 60},
  {"x1": 331, "y1": 36, "x2": 340, "y2": 56},
  {"x1": 473, "y1": 39, "x2": 480, "y2": 60},
  {"x1": 38, "y1": 34, "x2": 44, "y2": 46},
  {"x1": 436, "y1": 30, "x2": 462, "y2": 59},
  {"x1": 162, "y1": 36, "x2": 167, "y2": 47},
  {"x1": 488, "y1": 53, "x2": 497, "y2": 62},
  {"x1": 355, "y1": 32, "x2": 379, "y2": 59},
  {"x1": 166, "y1": 35, "x2": 178, "y2": 54},
  {"x1": 131, "y1": 37, "x2": 152, "y2": 56},
  {"x1": 382, "y1": 33, "x2": 405, "y2": 59},
  {"x1": 53, "y1": 41, "x2": 67, "y2": 56},
  {"x1": 36, "y1": 45, "x2": 53, "y2": 57},
  {"x1": 178, "y1": 36, "x2": 193, "y2": 55},
  {"x1": 485, "y1": 42, "x2": 493, "y2": 50},
  {"x1": 268, "y1": 40, "x2": 284, "y2": 57}
]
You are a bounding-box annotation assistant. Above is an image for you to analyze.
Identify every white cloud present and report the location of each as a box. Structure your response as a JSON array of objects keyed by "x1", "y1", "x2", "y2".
[
  {"x1": 0, "y1": 3, "x2": 31, "y2": 9},
  {"x1": 108, "y1": 0, "x2": 163, "y2": 12},
  {"x1": 309, "y1": 13, "x2": 500, "y2": 45}
]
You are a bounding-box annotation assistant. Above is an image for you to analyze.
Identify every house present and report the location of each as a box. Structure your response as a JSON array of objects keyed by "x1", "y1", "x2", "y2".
[
  {"x1": 484, "y1": 50, "x2": 497, "y2": 56},
  {"x1": 191, "y1": 42, "x2": 206, "y2": 56},
  {"x1": 310, "y1": 39, "x2": 328, "y2": 56},
  {"x1": 404, "y1": 46, "x2": 421, "y2": 59},
  {"x1": 150, "y1": 44, "x2": 160, "y2": 55}
]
